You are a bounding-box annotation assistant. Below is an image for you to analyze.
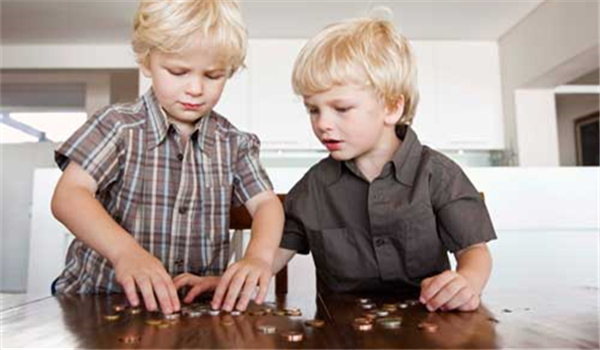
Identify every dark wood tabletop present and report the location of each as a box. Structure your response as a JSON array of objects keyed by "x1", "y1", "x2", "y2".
[{"x1": 1, "y1": 287, "x2": 598, "y2": 349}]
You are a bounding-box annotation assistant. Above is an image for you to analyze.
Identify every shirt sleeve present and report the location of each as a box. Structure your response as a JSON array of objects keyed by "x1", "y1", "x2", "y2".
[
  {"x1": 232, "y1": 132, "x2": 273, "y2": 206},
  {"x1": 55, "y1": 106, "x2": 123, "y2": 193},
  {"x1": 431, "y1": 160, "x2": 497, "y2": 253},
  {"x1": 279, "y1": 176, "x2": 311, "y2": 254}
]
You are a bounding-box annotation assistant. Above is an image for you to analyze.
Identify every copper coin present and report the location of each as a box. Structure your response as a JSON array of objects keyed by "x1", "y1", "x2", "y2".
[
  {"x1": 129, "y1": 307, "x2": 142, "y2": 315},
  {"x1": 113, "y1": 304, "x2": 127, "y2": 312},
  {"x1": 145, "y1": 319, "x2": 162, "y2": 326},
  {"x1": 103, "y1": 313, "x2": 120, "y2": 321},
  {"x1": 281, "y1": 331, "x2": 304, "y2": 342},
  {"x1": 118, "y1": 336, "x2": 141, "y2": 344},
  {"x1": 305, "y1": 319, "x2": 325, "y2": 328},
  {"x1": 418, "y1": 322, "x2": 439, "y2": 332}
]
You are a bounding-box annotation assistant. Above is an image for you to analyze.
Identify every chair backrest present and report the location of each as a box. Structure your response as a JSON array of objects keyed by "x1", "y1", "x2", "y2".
[{"x1": 229, "y1": 194, "x2": 287, "y2": 295}]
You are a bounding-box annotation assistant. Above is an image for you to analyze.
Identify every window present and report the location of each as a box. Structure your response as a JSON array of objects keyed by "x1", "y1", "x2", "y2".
[{"x1": 0, "y1": 112, "x2": 87, "y2": 144}]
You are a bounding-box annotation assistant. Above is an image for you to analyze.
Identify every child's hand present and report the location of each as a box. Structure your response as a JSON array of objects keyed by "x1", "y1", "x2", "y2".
[
  {"x1": 113, "y1": 245, "x2": 180, "y2": 314},
  {"x1": 173, "y1": 273, "x2": 221, "y2": 304},
  {"x1": 211, "y1": 256, "x2": 272, "y2": 312},
  {"x1": 419, "y1": 270, "x2": 480, "y2": 312}
]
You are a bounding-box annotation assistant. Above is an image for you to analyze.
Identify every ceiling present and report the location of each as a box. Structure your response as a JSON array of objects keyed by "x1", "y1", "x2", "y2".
[{"x1": 1, "y1": 0, "x2": 544, "y2": 44}]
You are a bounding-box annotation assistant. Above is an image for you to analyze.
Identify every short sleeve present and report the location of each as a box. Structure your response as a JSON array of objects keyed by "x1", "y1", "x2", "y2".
[
  {"x1": 431, "y1": 161, "x2": 497, "y2": 253},
  {"x1": 232, "y1": 133, "x2": 273, "y2": 206},
  {"x1": 279, "y1": 177, "x2": 311, "y2": 254},
  {"x1": 55, "y1": 106, "x2": 123, "y2": 192}
]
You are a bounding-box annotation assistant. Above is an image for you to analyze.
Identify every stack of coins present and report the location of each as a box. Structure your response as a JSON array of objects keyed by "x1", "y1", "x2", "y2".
[{"x1": 353, "y1": 317, "x2": 373, "y2": 331}]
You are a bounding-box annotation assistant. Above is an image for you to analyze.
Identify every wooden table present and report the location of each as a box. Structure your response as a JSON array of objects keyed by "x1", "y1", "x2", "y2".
[{"x1": 1, "y1": 287, "x2": 598, "y2": 348}]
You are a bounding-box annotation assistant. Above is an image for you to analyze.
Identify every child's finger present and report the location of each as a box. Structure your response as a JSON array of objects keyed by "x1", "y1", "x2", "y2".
[
  {"x1": 222, "y1": 271, "x2": 247, "y2": 312},
  {"x1": 121, "y1": 276, "x2": 140, "y2": 307},
  {"x1": 136, "y1": 276, "x2": 158, "y2": 311},
  {"x1": 420, "y1": 271, "x2": 454, "y2": 303},
  {"x1": 151, "y1": 276, "x2": 174, "y2": 314},
  {"x1": 426, "y1": 278, "x2": 463, "y2": 311},
  {"x1": 211, "y1": 266, "x2": 238, "y2": 309},
  {"x1": 235, "y1": 271, "x2": 261, "y2": 311},
  {"x1": 458, "y1": 294, "x2": 480, "y2": 312},
  {"x1": 185, "y1": 283, "x2": 210, "y2": 304},
  {"x1": 439, "y1": 287, "x2": 471, "y2": 311},
  {"x1": 172, "y1": 273, "x2": 193, "y2": 287},
  {"x1": 163, "y1": 275, "x2": 180, "y2": 311},
  {"x1": 254, "y1": 273, "x2": 271, "y2": 305}
]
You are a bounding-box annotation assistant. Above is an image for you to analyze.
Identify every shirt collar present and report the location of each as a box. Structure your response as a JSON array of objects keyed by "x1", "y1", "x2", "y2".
[
  {"x1": 323, "y1": 124, "x2": 422, "y2": 187},
  {"x1": 143, "y1": 88, "x2": 216, "y2": 154}
]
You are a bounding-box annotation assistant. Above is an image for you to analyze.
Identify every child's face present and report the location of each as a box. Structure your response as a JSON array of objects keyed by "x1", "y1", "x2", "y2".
[
  {"x1": 303, "y1": 82, "x2": 399, "y2": 162},
  {"x1": 141, "y1": 35, "x2": 229, "y2": 130}
]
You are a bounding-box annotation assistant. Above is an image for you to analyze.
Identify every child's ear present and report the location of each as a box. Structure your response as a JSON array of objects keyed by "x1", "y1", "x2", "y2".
[{"x1": 384, "y1": 96, "x2": 405, "y2": 125}]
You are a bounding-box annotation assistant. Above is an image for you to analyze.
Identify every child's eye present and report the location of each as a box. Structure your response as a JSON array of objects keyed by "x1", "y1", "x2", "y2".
[
  {"x1": 307, "y1": 108, "x2": 319, "y2": 116},
  {"x1": 167, "y1": 69, "x2": 187, "y2": 76},
  {"x1": 206, "y1": 74, "x2": 225, "y2": 80},
  {"x1": 335, "y1": 106, "x2": 353, "y2": 113}
]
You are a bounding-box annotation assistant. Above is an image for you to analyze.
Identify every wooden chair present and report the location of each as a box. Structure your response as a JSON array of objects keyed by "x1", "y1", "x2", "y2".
[{"x1": 229, "y1": 194, "x2": 287, "y2": 295}]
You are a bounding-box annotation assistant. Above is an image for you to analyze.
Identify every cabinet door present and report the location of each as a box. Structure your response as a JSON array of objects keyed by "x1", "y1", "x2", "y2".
[
  {"x1": 249, "y1": 40, "x2": 321, "y2": 150},
  {"x1": 410, "y1": 42, "x2": 439, "y2": 148},
  {"x1": 436, "y1": 42, "x2": 504, "y2": 149}
]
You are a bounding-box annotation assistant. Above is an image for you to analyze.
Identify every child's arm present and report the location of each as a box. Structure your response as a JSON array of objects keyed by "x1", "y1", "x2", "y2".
[
  {"x1": 419, "y1": 243, "x2": 492, "y2": 312},
  {"x1": 272, "y1": 248, "x2": 296, "y2": 274},
  {"x1": 52, "y1": 162, "x2": 180, "y2": 314},
  {"x1": 210, "y1": 190, "x2": 284, "y2": 311}
]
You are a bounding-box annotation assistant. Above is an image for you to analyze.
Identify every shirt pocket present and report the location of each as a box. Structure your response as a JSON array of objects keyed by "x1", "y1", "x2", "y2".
[
  {"x1": 402, "y1": 203, "x2": 447, "y2": 280},
  {"x1": 307, "y1": 227, "x2": 378, "y2": 280}
]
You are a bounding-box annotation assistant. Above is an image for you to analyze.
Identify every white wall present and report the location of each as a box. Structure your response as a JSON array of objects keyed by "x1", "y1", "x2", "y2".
[
  {"x1": 498, "y1": 0, "x2": 599, "y2": 165},
  {"x1": 556, "y1": 94, "x2": 599, "y2": 166}
]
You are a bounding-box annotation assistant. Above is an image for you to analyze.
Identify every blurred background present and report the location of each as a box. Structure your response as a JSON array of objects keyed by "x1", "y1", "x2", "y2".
[{"x1": 1, "y1": 0, "x2": 598, "y2": 302}]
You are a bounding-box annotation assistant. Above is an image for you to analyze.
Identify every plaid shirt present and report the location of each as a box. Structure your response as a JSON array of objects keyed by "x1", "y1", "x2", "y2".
[{"x1": 54, "y1": 88, "x2": 272, "y2": 294}]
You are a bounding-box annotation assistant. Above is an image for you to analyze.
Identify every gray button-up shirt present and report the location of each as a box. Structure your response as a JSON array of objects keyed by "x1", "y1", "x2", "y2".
[{"x1": 280, "y1": 125, "x2": 496, "y2": 295}]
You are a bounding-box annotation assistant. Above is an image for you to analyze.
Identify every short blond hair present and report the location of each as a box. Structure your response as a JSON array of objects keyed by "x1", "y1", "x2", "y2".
[
  {"x1": 292, "y1": 18, "x2": 419, "y2": 124},
  {"x1": 132, "y1": 0, "x2": 247, "y2": 76}
]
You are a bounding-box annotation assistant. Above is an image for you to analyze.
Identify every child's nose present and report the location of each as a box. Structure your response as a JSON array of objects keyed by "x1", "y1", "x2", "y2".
[{"x1": 186, "y1": 78, "x2": 203, "y2": 96}]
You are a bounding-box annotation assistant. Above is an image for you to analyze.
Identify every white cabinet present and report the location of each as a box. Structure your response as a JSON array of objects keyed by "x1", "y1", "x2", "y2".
[
  {"x1": 217, "y1": 40, "x2": 504, "y2": 151},
  {"x1": 435, "y1": 42, "x2": 504, "y2": 149},
  {"x1": 249, "y1": 39, "x2": 321, "y2": 150}
]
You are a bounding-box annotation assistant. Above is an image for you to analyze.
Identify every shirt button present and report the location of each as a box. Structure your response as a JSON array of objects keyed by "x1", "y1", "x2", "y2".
[
  {"x1": 174, "y1": 259, "x2": 184, "y2": 267},
  {"x1": 177, "y1": 153, "x2": 184, "y2": 161},
  {"x1": 178, "y1": 207, "x2": 187, "y2": 215}
]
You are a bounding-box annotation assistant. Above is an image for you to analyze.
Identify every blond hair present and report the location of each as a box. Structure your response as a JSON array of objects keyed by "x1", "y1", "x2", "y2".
[
  {"x1": 292, "y1": 18, "x2": 419, "y2": 124},
  {"x1": 132, "y1": 0, "x2": 247, "y2": 76}
]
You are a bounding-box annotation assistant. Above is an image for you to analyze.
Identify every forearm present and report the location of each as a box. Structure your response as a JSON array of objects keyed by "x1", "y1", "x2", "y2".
[
  {"x1": 51, "y1": 185, "x2": 140, "y2": 265},
  {"x1": 272, "y1": 248, "x2": 296, "y2": 274},
  {"x1": 455, "y1": 243, "x2": 492, "y2": 295},
  {"x1": 244, "y1": 198, "x2": 284, "y2": 264}
]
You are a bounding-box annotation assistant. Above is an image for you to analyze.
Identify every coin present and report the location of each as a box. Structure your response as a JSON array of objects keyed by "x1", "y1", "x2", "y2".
[
  {"x1": 382, "y1": 303, "x2": 398, "y2": 312},
  {"x1": 353, "y1": 320, "x2": 373, "y2": 331},
  {"x1": 249, "y1": 310, "x2": 266, "y2": 317},
  {"x1": 398, "y1": 303, "x2": 409, "y2": 309},
  {"x1": 157, "y1": 322, "x2": 171, "y2": 329},
  {"x1": 305, "y1": 319, "x2": 325, "y2": 328},
  {"x1": 186, "y1": 310, "x2": 203, "y2": 318},
  {"x1": 377, "y1": 316, "x2": 403, "y2": 329},
  {"x1": 145, "y1": 319, "x2": 162, "y2": 326},
  {"x1": 230, "y1": 310, "x2": 242, "y2": 316},
  {"x1": 375, "y1": 309, "x2": 390, "y2": 317},
  {"x1": 281, "y1": 331, "x2": 304, "y2": 342},
  {"x1": 361, "y1": 303, "x2": 376, "y2": 310},
  {"x1": 406, "y1": 299, "x2": 420, "y2": 306},
  {"x1": 103, "y1": 313, "x2": 120, "y2": 321},
  {"x1": 113, "y1": 304, "x2": 127, "y2": 312},
  {"x1": 256, "y1": 325, "x2": 277, "y2": 334},
  {"x1": 118, "y1": 336, "x2": 141, "y2": 344},
  {"x1": 163, "y1": 312, "x2": 181, "y2": 320},
  {"x1": 208, "y1": 309, "x2": 221, "y2": 316},
  {"x1": 418, "y1": 322, "x2": 439, "y2": 332},
  {"x1": 129, "y1": 307, "x2": 142, "y2": 315},
  {"x1": 274, "y1": 310, "x2": 287, "y2": 316},
  {"x1": 357, "y1": 298, "x2": 371, "y2": 304}
]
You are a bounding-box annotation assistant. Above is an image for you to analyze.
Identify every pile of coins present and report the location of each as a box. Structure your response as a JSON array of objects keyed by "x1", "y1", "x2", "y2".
[{"x1": 351, "y1": 298, "x2": 439, "y2": 333}]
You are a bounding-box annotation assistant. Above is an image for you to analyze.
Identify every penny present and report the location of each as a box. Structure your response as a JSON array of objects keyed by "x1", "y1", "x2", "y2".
[
  {"x1": 305, "y1": 319, "x2": 325, "y2": 328},
  {"x1": 418, "y1": 322, "x2": 439, "y2": 332},
  {"x1": 145, "y1": 319, "x2": 162, "y2": 326},
  {"x1": 256, "y1": 325, "x2": 277, "y2": 334},
  {"x1": 281, "y1": 331, "x2": 304, "y2": 342},
  {"x1": 118, "y1": 336, "x2": 141, "y2": 344},
  {"x1": 103, "y1": 313, "x2": 120, "y2": 321}
]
